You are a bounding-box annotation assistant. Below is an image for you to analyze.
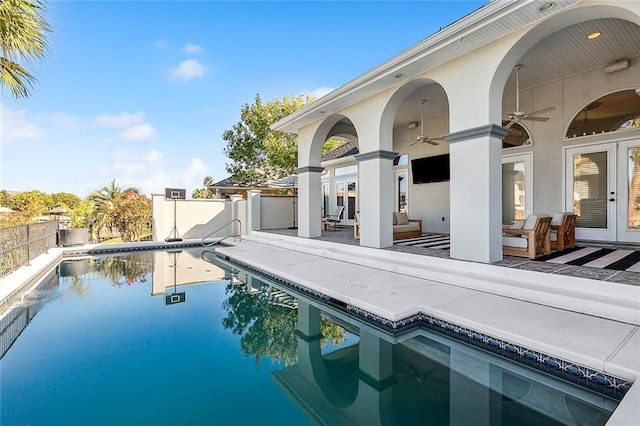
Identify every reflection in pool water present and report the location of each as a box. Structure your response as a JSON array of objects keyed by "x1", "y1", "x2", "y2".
[{"x1": 0, "y1": 248, "x2": 619, "y2": 425}]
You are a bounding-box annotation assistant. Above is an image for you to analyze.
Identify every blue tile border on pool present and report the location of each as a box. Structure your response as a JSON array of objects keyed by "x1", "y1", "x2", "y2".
[{"x1": 219, "y1": 255, "x2": 632, "y2": 399}]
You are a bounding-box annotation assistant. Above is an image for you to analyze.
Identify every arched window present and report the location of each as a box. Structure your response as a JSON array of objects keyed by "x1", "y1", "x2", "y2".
[
  {"x1": 501, "y1": 121, "x2": 532, "y2": 149},
  {"x1": 566, "y1": 89, "x2": 640, "y2": 139}
]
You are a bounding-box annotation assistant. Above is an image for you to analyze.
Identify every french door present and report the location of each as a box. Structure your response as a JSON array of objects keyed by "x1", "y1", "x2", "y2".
[
  {"x1": 334, "y1": 178, "x2": 357, "y2": 226},
  {"x1": 565, "y1": 139, "x2": 640, "y2": 242}
]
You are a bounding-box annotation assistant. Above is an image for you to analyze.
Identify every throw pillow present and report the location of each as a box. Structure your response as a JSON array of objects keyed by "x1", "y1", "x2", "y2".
[{"x1": 395, "y1": 212, "x2": 409, "y2": 225}]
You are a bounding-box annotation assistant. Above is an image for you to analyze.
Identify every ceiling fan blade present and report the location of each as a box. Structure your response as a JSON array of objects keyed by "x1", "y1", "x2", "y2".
[
  {"x1": 528, "y1": 106, "x2": 556, "y2": 116},
  {"x1": 525, "y1": 116, "x2": 549, "y2": 122},
  {"x1": 505, "y1": 119, "x2": 516, "y2": 129},
  {"x1": 425, "y1": 140, "x2": 439, "y2": 146}
]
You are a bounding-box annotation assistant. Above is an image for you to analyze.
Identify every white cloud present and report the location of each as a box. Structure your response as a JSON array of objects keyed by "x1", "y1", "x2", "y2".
[
  {"x1": 180, "y1": 158, "x2": 208, "y2": 190},
  {"x1": 169, "y1": 59, "x2": 207, "y2": 83},
  {"x1": 102, "y1": 151, "x2": 209, "y2": 196},
  {"x1": 145, "y1": 149, "x2": 164, "y2": 163},
  {"x1": 92, "y1": 111, "x2": 145, "y2": 128},
  {"x1": 113, "y1": 123, "x2": 158, "y2": 143},
  {"x1": 183, "y1": 43, "x2": 203, "y2": 54},
  {"x1": 0, "y1": 104, "x2": 44, "y2": 140},
  {"x1": 304, "y1": 86, "x2": 334, "y2": 100}
]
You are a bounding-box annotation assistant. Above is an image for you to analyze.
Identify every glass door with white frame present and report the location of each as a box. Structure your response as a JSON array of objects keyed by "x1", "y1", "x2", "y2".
[
  {"x1": 619, "y1": 139, "x2": 640, "y2": 242},
  {"x1": 502, "y1": 153, "x2": 532, "y2": 225},
  {"x1": 394, "y1": 170, "x2": 408, "y2": 213},
  {"x1": 334, "y1": 178, "x2": 357, "y2": 226},
  {"x1": 565, "y1": 141, "x2": 640, "y2": 243}
]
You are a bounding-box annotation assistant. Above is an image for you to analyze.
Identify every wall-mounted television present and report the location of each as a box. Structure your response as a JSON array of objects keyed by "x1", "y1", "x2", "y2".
[{"x1": 411, "y1": 154, "x2": 450, "y2": 184}]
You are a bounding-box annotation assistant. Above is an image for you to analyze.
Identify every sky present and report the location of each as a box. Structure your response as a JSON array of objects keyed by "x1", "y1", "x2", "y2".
[{"x1": 1, "y1": 0, "x2": 485, "y2": 198}]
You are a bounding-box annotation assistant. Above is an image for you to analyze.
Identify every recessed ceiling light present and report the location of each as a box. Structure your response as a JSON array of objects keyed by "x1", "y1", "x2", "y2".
[
  {"x1": 587, "y1": 31, "x2": 602, "y2": 40},
  {"x1": 538, "y1": 2, "x2": 555, "y2": 12}
]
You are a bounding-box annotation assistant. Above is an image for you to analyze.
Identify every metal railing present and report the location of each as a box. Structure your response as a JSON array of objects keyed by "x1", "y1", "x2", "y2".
[
  {"x1": 0, "y1": 222, "x2": 58, "y2": 278},
  {"x1": 201, "y1": 219, "x2": 242, "y2": 247}
]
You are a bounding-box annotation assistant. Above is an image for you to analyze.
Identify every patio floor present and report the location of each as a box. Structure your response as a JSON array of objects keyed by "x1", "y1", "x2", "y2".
[{"x1": 263, "y1": 226, "x2": 640, "y2": 286}]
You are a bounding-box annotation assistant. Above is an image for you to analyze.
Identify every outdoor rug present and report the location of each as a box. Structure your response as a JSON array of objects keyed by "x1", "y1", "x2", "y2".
[
  {"x1": 394, "y1": 234, "x2": 451, "y2": 250},
  {"x1": 535, "y1": 247, "x2": 640, "y2": 272},
  {"x1": 395, "y1": 235, "x2": 640, "y2": 272}
]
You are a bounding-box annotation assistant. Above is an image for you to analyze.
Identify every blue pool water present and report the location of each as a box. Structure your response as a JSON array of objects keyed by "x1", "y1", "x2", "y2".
[{"x1": 0, "y1": 248, "x2": 620, "y2": 425}]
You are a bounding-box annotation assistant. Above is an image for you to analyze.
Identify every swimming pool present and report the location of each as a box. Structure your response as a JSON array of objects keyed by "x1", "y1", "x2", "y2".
[{"x1": 0, "y1": 248, "x2": 620, "y2": 425}]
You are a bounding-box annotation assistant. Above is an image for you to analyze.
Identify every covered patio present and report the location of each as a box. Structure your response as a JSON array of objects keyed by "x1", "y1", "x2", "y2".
[{"x1": 272, "y1": 0, "x2": 640, "y2": 265}]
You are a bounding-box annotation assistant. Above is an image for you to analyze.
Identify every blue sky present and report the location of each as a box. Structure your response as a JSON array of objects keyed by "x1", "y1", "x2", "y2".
[{"x1": 1, "y1": 0, "x2": 485, "y2": 198}]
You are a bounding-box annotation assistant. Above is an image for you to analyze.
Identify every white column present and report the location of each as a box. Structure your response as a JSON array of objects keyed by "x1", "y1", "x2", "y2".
[
  {"x1": 296, "y1": 166, "x2": 324, "y2": 238},
  {"x1": 354, "y1": 150, "x2": 396, "y2": 248},
  {"x1": 246, "y1": 190, "x2": 261, "y2": 232},
  {"x1": 230, "y1": 194, "x2": 243, "y2": 236},
  {"x1": 444, "y1": 125, "x2": 509, "y2": 263}
]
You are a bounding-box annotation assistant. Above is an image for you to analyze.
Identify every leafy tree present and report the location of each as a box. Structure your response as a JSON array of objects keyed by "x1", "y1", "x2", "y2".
[
  {"x1": 111, "y1": 191, "x2": 151, "y2": 242},
  {"x1": 0, "y1": 190, "x2": 12, "y2": 207},
  {"x1": 51, "y1": 192, "x2": 81, "y2": 210},
  {"x1": 223, "y1": 94, "x2": 314, "y2": 186},
  {"x1": 0, "y1": 0, "x2": 51, "y2": 99},
  {"x1": 87, "y1": 180, "x2": 148, "y2": 241},
  {"x1": 192, "y1": 176, "x2": 216, "y2": 199},
  {"x1": 68, "y1": 200, "x2": 93, "y2": 229},
  {"x1": 223, "y1": 94, "x2": 350, "y2": 186},
  {"x1": 10, "y1": 189, "x2": 52, "y2": 216}
]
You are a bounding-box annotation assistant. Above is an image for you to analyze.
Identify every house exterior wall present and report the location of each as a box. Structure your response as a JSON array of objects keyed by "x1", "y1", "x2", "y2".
[{"x1": 288, "y1": 0, "x2": 640, "y2": 260}]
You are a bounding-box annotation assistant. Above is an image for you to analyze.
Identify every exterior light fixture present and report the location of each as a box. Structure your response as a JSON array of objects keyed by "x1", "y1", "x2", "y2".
[
  {"x1": 605, "y1": 58, "x2": 629, "y2": 74},
  {"x1": 407, "y1": 122, "x2": 419, "y2": 129},
  {"x1": 394, "y1": 73, "x2": 404, "y2": 79},
  {"x1": 538, "y1": 2, "x2": 555, "y2": 12},
  {"x1": 586, "y1": 31, "x2": 601, "y2": 40}
]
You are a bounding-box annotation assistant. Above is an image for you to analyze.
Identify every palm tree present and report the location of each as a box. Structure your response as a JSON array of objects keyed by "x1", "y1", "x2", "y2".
[
  {"x1": 88, "y1": 180, "x2": 139, "y2": 240},
  {"x1": 0, "y1": 0, "x2": 50, "y2": 99}
]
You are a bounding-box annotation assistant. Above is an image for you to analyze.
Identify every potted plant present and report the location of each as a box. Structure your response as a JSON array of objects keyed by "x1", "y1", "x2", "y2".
[{"x1": 58, "y1": 203, "x2": 91, "y2": 247}]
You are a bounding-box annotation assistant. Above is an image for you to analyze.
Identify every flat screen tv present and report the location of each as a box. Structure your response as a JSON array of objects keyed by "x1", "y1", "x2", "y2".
[{"x1": 411, "y1": 154, "x2": 450, "y2": 184}]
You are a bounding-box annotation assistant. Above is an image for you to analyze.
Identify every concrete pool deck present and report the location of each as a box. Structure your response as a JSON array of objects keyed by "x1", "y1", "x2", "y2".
[
  {"x1": 1, "y1": 234, "x2": 638, "y2": 424},
  {"x1": 215, "y1": 232, "x2": 640, "y2": 425}
]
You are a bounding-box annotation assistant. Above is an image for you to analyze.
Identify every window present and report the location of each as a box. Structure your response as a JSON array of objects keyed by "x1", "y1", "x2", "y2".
[{"x1": 335, "y1": 164, "x2": 358, "y2": 176}]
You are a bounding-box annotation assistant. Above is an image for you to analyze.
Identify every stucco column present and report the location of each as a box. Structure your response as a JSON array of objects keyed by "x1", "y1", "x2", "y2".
[
  {"x1": 296, "y1": 166, "x2": 324, "y2": 238},
  {"x1": 246, "y1": 190, "x2": 261, "y2": 232},
  {"x1": 354, "y1": 150, "x2": 396, "y2": 248},
  {"x1": 230, "y1": 194, "x2": 243, "y2": 236},
  {"x1": 444, "y1": 125, "x2": 509, "y2": 263}
]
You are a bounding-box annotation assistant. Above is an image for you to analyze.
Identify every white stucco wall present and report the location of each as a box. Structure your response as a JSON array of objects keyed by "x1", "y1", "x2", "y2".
[
  {"x1": 261, "y1": 195, "x2": 297, "y2": 230},
  {"x1": 152, "y1": 195, "x2": 235, "y2": 241}
]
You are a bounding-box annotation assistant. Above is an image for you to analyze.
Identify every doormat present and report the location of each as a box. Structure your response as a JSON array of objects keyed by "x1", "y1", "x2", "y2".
[
  {"x1": 394, "y1": 234, "x2": 450, "y2": 250},
  {"x1": 535, "y1": 247, "x2": 640, "y2": 272}
]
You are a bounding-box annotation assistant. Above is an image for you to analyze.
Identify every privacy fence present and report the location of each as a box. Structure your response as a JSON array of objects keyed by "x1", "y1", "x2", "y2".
[{"x1": 0, "y1": 222, "x2": 58, "y2": 278}]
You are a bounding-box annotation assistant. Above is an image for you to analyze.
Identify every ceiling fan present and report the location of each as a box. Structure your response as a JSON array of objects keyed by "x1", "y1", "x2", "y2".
[
  {"x1": 409, "y1": 99, "x2": 444, "y2": 146},
  {"x1": 504, "y1": 65, "x2": 556, "y2": 129}
]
